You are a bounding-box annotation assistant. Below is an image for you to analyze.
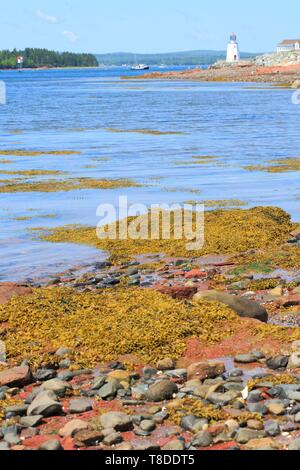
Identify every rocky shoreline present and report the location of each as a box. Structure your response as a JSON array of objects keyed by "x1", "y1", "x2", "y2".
[
  {"x1": 129, "y1": 60, "x2": 300, "y2": 87},
  {"x1": 1, "y1": 207, "x2": 300, "y2": 451}
]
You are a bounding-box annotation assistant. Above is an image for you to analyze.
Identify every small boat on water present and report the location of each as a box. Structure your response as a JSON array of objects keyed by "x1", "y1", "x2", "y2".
[{"x1": 131, "y1": 64, "x2": 149, "y2": 71}]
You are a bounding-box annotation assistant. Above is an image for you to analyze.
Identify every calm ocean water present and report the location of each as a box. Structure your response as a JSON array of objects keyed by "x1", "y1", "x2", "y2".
[{"x1": 0, "y1": 66, "x2": 299, "y2": 282}]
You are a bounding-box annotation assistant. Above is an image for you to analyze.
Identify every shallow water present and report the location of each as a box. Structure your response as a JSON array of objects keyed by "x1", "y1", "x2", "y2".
[{"x1": 0, "y1": 67, "x2": 299, "y2": 282}]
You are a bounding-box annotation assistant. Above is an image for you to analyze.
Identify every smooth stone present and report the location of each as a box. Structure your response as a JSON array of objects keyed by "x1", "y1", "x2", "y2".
[
  {"x1": 100, "y1": 412, "x2": 133, "y2": 432},
  {"x1": 229, "y1": 369, "x2": 244, "y2": 378},
  {"x1": 98, "y1": 380, "x2": 120, "y2": 400},
  {"x1": 91, "y1": 376, "x2": 106, "y2": 390},
  {"x1": 236, "y1": 429, "x2": 266, "y2": 444},
  {"x1": 247, "y1": 390, "x2": 263, "y2": 403},
  {"x1": 42, "y1": 379, "x2": 71, "y2": 397},
  {"x1": 59, "y1": 419, "x2": 90, "y2": 438},
  {"x1": 140, "y1": 419, "x2": 156, "y2": 433},
  {"x1": 265, "y1": 401, "x2": 286, "y2": 416},
  {"x1": 265, "y1": 421, "x2": 281, "y2": 437},
  {"x1": 247, "y1": 419, "x2": 264, "y2": 431},
  {"x1": 39, "y1": 440, "x2": 63, "y2": 451},
  {"x1": 34, "y1": 369, "x2": 57, "y2": 381},
  {"x1": 288, "y1": 352, "x2": 300, "y2": 370},
  {"x1": 246, "y1": 403, "x2": 268, "y2": 415},
  {"x1": 234, "y1": 354, "x2": 257, "y2": 364},
  {"x1": 192, "y1": 430, "x2": 212, "y2": 448},
  {"x1": 0, "y1": 366, "x2": 33, "y2": 388},
  {"x1": 69, "y1": 398, "x2": 93, "y2": 414},
  {"x1": 27, "y1": 390, "x2": 62, "y2": 417},
  {"x1": 288, "y1": 438, "x2": 300, "y2": 451},
  {"x1": 145, "y1": 380, "x2": 178, "y2": 402},
  {"x1": 286, "y1": 391, "x2": 300, "y2": 402},
  {"x1": 162, "y1": 439, "x2": 185, "y2": 451},
  {"x1": 20, "y1": 415, "x2": 44, "y2": 428},
  {"x1": 266, "y1": 356, "x2": 289, "y2": 370},
  {"x1": 103, "y1": 432, "x2": 123, "y2": 446}
]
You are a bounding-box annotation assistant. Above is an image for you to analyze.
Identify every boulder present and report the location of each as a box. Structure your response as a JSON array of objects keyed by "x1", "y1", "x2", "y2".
[
  {"x1": 0, "y1": 366, "x2": 33, "y2": 388},
  {"x1": 187, "y1": 361, "x2": 225, "y2": 380},
  {"x1": 59, "y1": 419, "x2": 90, "y2": 438},
  {"x1": 193, "y1": 291, "x2": 268, "y2": 322},
  {"x1": 42, "y1": 378, "x2": 71, "y2": 397},
  {"x1": 69, "y1": 398, "x2": 93, "y2": 414},
  {"x1": 145, "y1": 380, "x2": 178, "y2": 402},
  {"x1": 27, "y1": 390, "x2": 62, "y2": 417},
  {"x1": 236, "y1": 428, "x2": 266, "y2": 444},
  {"x1": 157, "y1": 358, "x2": 176, "y2": 371},
  {"x1": 100, "y1": 412, "x2": 133, "y2": 432},
  {"x1": 288, "y1": 352, "x2": 300, "y2": 370}
]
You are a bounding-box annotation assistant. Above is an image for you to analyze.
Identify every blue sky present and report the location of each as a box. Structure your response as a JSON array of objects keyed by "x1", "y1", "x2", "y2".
[{"x1": 1, "y1": 0, "x2": 300, "y2": 53}]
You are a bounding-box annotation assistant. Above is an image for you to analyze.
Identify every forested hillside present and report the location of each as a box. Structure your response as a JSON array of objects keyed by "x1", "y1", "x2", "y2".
[{"x1": 0, "y1": 48, "x2": 98, "y2": 69}]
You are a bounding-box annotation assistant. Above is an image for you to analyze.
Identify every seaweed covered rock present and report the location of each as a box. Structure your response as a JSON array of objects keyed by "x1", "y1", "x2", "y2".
[
  {"x1": 0, "y1": 287, "x2": 239, "y2": 366},
  {"x1": 41, "y1": 206, "x2": 294, "y2": 263}
]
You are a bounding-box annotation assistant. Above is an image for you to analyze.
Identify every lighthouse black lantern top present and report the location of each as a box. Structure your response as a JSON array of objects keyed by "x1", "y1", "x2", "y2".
[{"x1": 230, "y1": 33, "x2": 237, "y2": 42}]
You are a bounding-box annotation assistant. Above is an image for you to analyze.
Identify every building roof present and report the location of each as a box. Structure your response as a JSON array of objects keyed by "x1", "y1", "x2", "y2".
[{"x1": 278, "y1": 39, "x2": 300, "y2": 46}]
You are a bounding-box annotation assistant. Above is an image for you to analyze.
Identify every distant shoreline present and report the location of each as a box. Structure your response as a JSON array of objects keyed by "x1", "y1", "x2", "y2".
[
  {"x1": 0, "y1": 66, "x2": 101, "y2": 71},
  {"x1": 127, "y1": 62, "x2": 300, "y2": 87}
]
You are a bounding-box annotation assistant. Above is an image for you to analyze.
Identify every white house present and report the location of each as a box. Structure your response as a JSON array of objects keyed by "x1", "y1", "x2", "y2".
[
  {"x1": 226, "y1": 33, "x2": 240, "y2": 63},
  {"x1": 277, "y1": 39, "x2": 300, "y2": 53}
]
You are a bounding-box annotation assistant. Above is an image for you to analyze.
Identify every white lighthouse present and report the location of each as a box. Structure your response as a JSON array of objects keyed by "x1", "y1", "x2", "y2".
[{"x1": 226, "y1": 33, "x2": 240, "y2": 63}]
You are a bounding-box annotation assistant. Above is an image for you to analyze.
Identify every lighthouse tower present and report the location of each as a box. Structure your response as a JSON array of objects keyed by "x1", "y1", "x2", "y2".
[{"x1": 226, "y1": 33, "x2": 240, "y2": 63}]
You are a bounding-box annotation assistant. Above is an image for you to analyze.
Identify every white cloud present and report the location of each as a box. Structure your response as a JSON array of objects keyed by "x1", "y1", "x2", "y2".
[
  {"x1": 36, "y1": 10, "x2": 59, "y2": 24},
  {"x1": 63, "y1": 30, "x2": 79, "y2": 43}
]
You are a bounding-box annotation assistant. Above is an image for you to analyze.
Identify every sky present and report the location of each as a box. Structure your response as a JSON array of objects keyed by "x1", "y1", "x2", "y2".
[{"x1": 1, "y1": 0, "x2": 300, "y2": 54}]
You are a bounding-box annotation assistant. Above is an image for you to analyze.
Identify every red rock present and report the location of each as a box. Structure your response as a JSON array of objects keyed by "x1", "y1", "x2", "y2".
[
  {"x1": 155, "y1": 284, "x2": 198, "y2": 300},
  {"x1": 0, "y1": 282, "x2": 32, "y2": 305},
  {"x1": 279, "y1": 295, "x2": 300, "y2": 307},
  {"x1": 0, "y1": 366, "x2": 33, "y2": 388},
  {"x1": 187, "y1": 361, "x2": 226, "y2": 380},
  {"x1": 185, "y1": 269, "x2": 207, "y2": 280},
  {"x1": 208, "y1": 424, "x2": 226, "y2": 436}
]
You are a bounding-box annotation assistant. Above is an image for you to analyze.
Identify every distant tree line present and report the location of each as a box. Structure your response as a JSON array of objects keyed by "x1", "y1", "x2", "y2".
[
  {"x1": 96, "y1": 51, "x2": 257, "y2": 66},
  {"x1": 0, "y1": 48, "x2": 98, "y2": 69}
]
